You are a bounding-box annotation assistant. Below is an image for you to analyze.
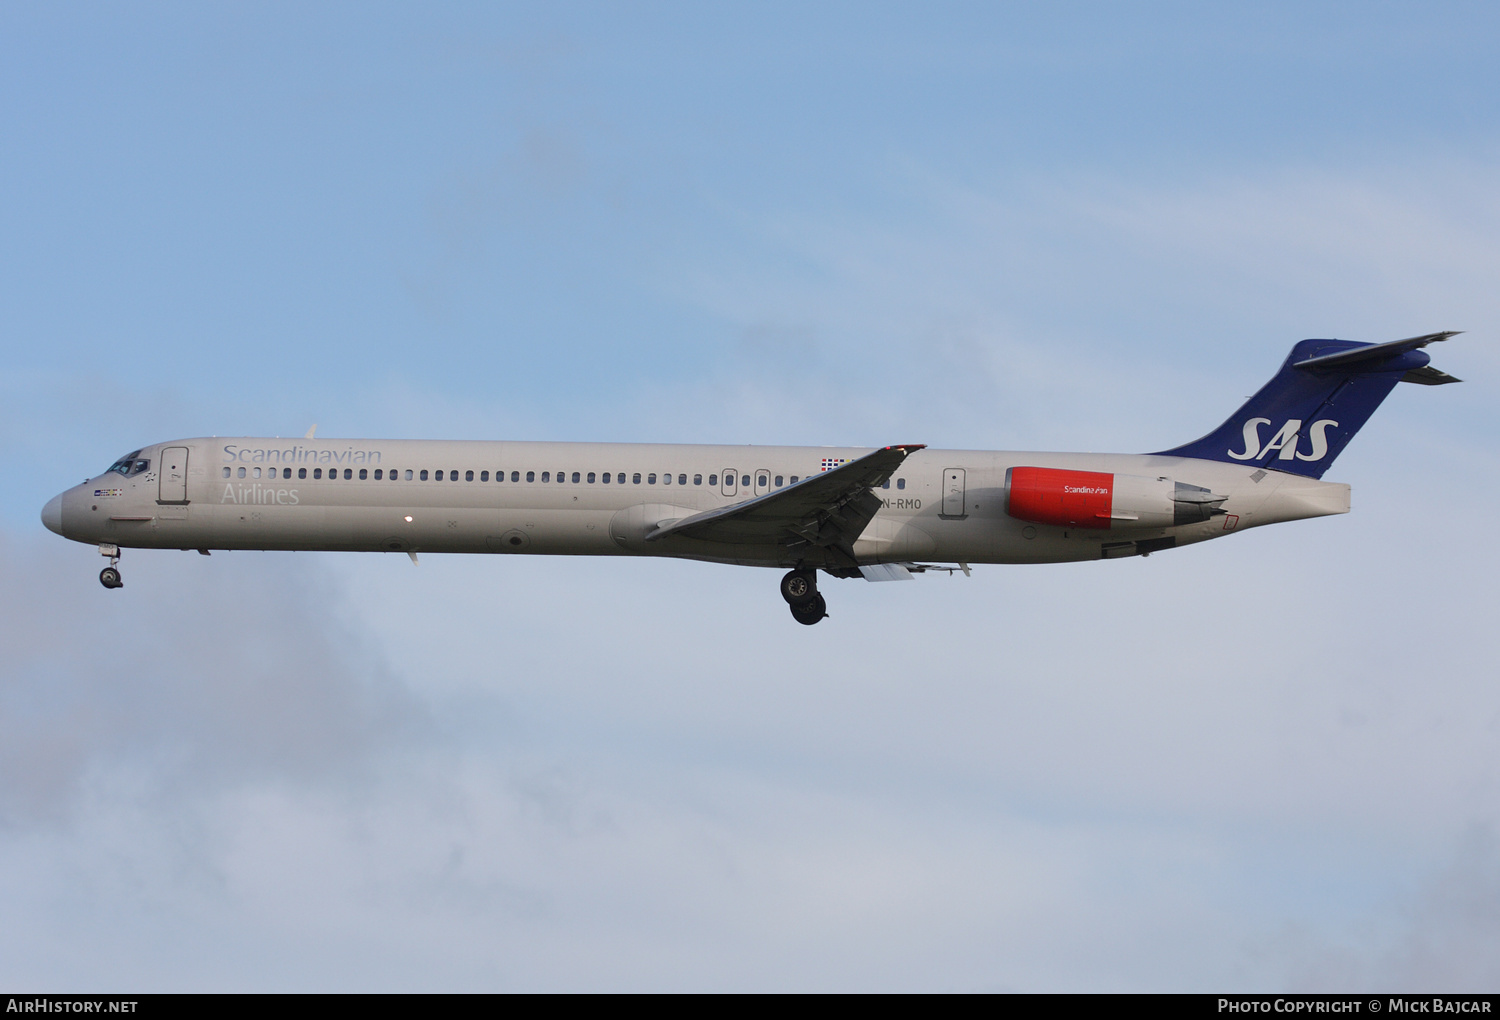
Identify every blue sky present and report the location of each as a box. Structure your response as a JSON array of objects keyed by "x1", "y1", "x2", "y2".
[{"x1": 3, "y1": 2, "x2": 1498, "y2": 990}]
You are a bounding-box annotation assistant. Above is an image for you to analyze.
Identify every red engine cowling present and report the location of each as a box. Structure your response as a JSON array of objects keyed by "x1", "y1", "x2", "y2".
[
  {"x1": 1006, "y1": 466, "x2": 1115, "y2": 529},
  {"x1": 1006, "y1": 466, "x2": 1228, "y2": 530}
]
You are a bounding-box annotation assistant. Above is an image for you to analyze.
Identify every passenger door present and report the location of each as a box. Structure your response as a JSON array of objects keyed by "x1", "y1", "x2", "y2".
[{"x1": 159, "y1": 447, "x2": 189, "y2": 503}]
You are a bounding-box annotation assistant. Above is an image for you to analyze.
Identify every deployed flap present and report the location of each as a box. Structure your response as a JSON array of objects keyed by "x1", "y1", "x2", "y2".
[
  {"x1": 859, "y1": 562, "x2": 914, "y2": 582},
  {"x1": 645, "y1": 444, "x2": 925, "y2": 568}
]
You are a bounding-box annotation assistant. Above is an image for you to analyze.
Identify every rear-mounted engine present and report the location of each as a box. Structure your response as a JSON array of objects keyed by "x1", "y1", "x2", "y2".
[{"x1": 1005, "y1": 466, "x2": 1226, "y2": 530}]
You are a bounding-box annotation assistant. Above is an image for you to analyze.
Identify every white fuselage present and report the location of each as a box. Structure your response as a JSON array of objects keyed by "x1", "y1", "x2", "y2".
[{"x1": 45, "y1": 437, "x2": 1351, "y2": 569}]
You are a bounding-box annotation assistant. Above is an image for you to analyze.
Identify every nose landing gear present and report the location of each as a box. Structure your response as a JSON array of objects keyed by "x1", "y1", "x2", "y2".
[
  {"x1": 99, "y1": 543, "x2": 122, "y2": 589},
  {"x1": 780, "y1": 569, "x2": 827, "y2": 625}
]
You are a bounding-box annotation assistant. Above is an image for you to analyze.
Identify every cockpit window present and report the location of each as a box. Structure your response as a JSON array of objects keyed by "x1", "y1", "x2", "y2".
[{"x1": 105, "y1": 451, "x2": 148, "y2": 477}]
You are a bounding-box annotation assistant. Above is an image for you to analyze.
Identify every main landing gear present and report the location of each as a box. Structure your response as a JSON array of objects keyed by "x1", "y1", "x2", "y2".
[
  {"x1": 99, "y1": 543, "x2": 122, "y2": 589},
  {"x1": 780, "y1": 569, "x2": 827, "y2": 626}
]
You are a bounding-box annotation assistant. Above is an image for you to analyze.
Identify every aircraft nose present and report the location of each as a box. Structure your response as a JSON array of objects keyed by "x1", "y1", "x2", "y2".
[{"x1": 42, "y1": 493, "x2": 64, "y2": 535}]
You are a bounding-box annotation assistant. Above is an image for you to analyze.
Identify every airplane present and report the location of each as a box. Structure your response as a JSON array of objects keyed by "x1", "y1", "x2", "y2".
[{"x1": 41, "y1": 332, "x2": 1462, "y2": 625}]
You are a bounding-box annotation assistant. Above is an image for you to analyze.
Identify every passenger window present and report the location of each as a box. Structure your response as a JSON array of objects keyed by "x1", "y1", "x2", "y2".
[
  {"x1": 572, "y1": 471, "x2": 580, "y2": 483},
  {"x1": 601, "y1": 472, "x2": 610, "y2": 483},
  {"x1": 693, "y1": 474, "x2": 702, "y2": 485},
  {"x1": 633, "y1": 473, "x2": 641, "y2": 484},
  {"x1": 512, "y1": 471, "x2": 520, "y2": 482},
  {"x1": 451, "y1": 471, "x2": 459, "y2": 481},
  {"x1": 709, "y1": 474, "x2": 717, "y2": 486},
  {"x1": 420, "y1": 470, "x2": 429, "y2": 481},
  {"x1": 299, "y1": 468, "x2": 307, "y2": 479},
  {"x1": 741, "y1": 475, "x2": 750, "y2": 487},
  {"x1": 791, "y1": 476, "x2": 799, "y2": 484},
  {"x1": 881, "y1": 480, "x2": 890, "y2": 489},
  {"x1": 651, "y1": 473, "x2": 659, "y2": 484},
  {"x1": 222, "y1": 467, "x2": 230, "y2": 478},
  {"x1": 267, "y1": 467, "x2": 276, "y2": 479},
  {"x1": 679, "y1": 474, "x2": 687, "y2": 486},
  {"x1": 587, "y1": 472, "x2": 595, "y2": 483},
  {"x1": 897, "y1": 478, "x2": 905, "y2": 490},
  {"x1": 404, "y1": 470, "x2": 413, "y2": 480},
  {"x1": 313, "y1": 468, "x2": 322, "y2": 479},
  {"x1": 359, "y1": 468, "x2": 368, "y2": 480},
  {"x1": 757, "y1": 474, "x2": 767, "y2": 487},
  {"x1": 617, "y1": 473, "x2": 625, "y2": 484},
  {"x1": 663, "y1": 473, "x2": 671, "y2": 485},
  {"x1": 344, "y1": 469, "x2": 353, "y2": 480},
  {"x1": 480, "y1": 471, "x2": 488, "y2": 481},
  {"x1": 775, "y1": 475, "x2": 783, "y2": 486},
  {"x1": 526, "y1": 471, "x2": 535, "y2": 482},
  {"x1": 541, "y1": 472, "x2": 550, "y2": 482},
  {"x1": 466, "y1": 470, "x2": 474, "y2": 481}
]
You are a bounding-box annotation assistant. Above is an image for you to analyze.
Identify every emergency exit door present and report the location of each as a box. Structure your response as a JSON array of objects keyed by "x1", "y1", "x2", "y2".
[
  {"x1": 159, "y1": 447, "x2": 189, "y2": 503},
  {"x1": 941, "y1": 468, "x2": 966, "y2": 519}
]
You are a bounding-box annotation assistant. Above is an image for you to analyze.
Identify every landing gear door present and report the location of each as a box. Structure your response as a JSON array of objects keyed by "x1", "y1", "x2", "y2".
[
  {"x1": 160, "y1": 447, "x2": 189, "y2": 504},
  {"x1": 941, "y1": 467, "x2": 966, "y2": 519}
]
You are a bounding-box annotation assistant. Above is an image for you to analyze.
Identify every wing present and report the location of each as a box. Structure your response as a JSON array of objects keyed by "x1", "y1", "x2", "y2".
[{"x1": 645, "y1": 444, "x2": 925, "y2": 571}]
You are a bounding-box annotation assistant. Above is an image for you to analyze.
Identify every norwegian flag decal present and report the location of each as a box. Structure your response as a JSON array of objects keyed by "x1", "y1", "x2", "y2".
[{"x1": 819, "y1": 457, "x2": 849, "y2": 472}]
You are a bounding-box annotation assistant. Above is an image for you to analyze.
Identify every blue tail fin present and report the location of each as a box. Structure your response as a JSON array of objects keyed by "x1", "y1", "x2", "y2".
[{"x1": 1154, "y1": 332, "x2": 1462, "y2": 478}]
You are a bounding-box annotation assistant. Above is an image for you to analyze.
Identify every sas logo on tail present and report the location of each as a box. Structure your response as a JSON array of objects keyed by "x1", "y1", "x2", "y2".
[{"x1": 1228, "y1": 418, "x2": 1339, "y2": 462}]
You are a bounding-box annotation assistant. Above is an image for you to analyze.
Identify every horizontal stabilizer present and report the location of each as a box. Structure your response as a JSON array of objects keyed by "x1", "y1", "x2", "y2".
[
  {"x1": 1292, "y1": 331, "x2": 1461, "y2": 372},
  {"x1": 1401, "y1": 365, "x2": 1462, "y2": 385}
]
